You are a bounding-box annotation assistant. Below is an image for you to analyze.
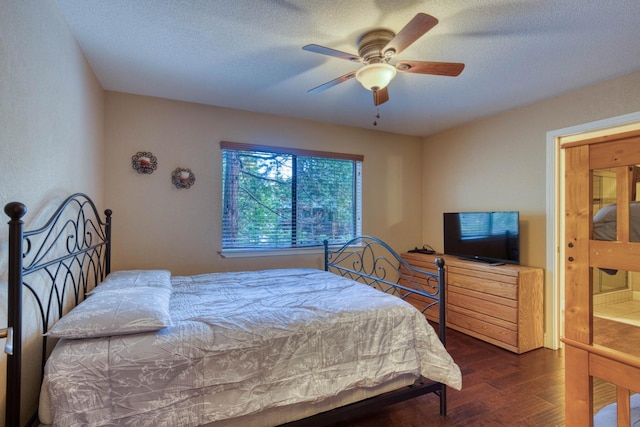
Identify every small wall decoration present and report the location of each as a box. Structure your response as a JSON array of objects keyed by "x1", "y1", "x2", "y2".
[
  {"x1": 132, "y1": 151, "x2": 158, "y2": 174},
  {"x1": 172, "y1": 167, "x2": 196, "y2": 189}
]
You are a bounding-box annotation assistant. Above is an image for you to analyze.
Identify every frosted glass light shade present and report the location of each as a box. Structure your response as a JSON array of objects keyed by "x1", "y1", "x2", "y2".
[{"x1": 355, "y1": 63, "x2": 397, "y2": 91}]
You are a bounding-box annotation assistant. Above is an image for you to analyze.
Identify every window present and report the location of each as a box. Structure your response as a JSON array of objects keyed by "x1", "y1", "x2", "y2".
[
  {"x1": 459, "y1": 212, "x2": 518, "y2": 239},
  {"x1": 221, "y1": 142, "x2": 362, "y2": 250}
]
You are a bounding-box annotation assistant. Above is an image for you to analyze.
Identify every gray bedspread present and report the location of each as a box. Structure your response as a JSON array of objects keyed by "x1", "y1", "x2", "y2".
[
  {"x1": 43, "y1": 268, "x2": 462, "y2": 426},
  {"x1": 593, "y1": 201, "x2": 640, "y2": 242}
]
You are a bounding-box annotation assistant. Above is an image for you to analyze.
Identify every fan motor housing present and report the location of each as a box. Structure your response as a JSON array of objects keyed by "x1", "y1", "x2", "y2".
[{"x1": 357, "y1": 29, "x2": 395, "y2": 63}]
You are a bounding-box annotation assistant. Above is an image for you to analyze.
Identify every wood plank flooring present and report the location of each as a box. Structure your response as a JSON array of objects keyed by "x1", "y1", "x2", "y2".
[
  {"x1": 594, "y1": 316, "x2": 640, "y2": 356},
  {"x1": 329, "y1": 326, "x2": 620, "y2": 427}
]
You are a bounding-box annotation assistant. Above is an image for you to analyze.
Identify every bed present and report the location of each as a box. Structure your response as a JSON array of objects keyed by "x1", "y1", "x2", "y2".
[
  {"x1": 592, "y1": 201, "x2": 640, "y2": 276},
  {"x1": 3, "y1": 194, "x2": 461, "y2": 427},
  {"x1": 562, "y1": 130, "x2": 640, "y2": 426},
  {"x1": 593, "y1": 201, "x2": 640, "y2": 243}
]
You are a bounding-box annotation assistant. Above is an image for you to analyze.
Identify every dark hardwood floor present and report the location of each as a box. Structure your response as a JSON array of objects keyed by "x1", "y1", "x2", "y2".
[{"x1": 330, "y1": 327, "x2": 618, "y2": 427}]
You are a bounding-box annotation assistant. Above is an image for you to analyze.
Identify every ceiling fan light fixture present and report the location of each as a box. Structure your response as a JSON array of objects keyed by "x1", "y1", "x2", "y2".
[{"x1": 355, "y1": 63, "x2": 397, "y2": 91}]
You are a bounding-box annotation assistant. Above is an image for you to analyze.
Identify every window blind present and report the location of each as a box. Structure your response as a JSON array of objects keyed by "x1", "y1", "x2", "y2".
[{"x1": 221, "y1": 142, "x2": 362, "y2": 249}]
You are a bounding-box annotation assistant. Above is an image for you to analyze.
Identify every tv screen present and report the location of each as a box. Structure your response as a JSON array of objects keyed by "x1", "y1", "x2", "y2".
[{"x1": 443, "y1": 211, "x2": 520, "y2": 264}]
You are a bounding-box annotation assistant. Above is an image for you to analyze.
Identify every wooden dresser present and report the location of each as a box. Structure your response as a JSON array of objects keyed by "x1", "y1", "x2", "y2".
[{"x1": 401, "y1": 253, "x2": 544, "y2": 354}]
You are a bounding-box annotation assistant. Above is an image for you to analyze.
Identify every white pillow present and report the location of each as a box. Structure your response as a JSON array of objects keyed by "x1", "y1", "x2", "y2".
[
  {"x1": 47, "y1": 287, "x2": 173, "y2": 339},
  {"x1": 90, "y1": 269, "x2": 172, "y2": 294}
]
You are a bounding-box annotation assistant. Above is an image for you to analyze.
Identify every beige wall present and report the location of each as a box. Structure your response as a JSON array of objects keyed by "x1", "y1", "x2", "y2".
[
  {"x1": 0, "y1": 1, "x2": 104, "y2": 425},
  {"x1": 104, "y1": 92, "x2": 424, "y2": 275},
  {"x1": 422, "y1": 70, "x2": 640, "y2": 346}
]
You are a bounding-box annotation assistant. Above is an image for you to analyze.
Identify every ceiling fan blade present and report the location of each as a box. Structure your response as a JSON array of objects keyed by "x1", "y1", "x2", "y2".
[
  {"x1": 307, "y1": 71, "x2": 357, "y2": 94},
  {"x1": 395, "y1": 60, "x2": 465, "y2": 76},
  {"x1": 302, "y1": 44, "x2": 361, "y2": 62},
  {"x1": 373, "y1": 87, "x2": 389, "y2": 106},
  {"x1": 383, "y1": 13, "x2": 438, "y2": 57}
]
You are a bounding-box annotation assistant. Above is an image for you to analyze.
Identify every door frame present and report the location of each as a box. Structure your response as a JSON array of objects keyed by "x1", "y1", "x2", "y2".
[{"x1": 546, "y1": 111, "x2": 640, "y2": 349}]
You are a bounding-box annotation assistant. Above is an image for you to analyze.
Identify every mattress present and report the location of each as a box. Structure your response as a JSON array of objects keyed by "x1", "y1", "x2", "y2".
[
  {"x1": 41, "y1": 268, "x2": 462, "y2": 426},
  {"x1": 40, "y1": 372, "x2": 416, "y2": 427}
]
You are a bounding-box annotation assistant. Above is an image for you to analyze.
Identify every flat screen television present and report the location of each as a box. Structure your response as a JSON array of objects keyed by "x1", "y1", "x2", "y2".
[{"x1": 443, "y1": 211, "x2": 520, "y2": 265}]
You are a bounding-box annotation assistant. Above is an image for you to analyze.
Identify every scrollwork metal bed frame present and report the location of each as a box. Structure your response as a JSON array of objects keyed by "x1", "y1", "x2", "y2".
[
  {"x1": 3, "y1": 195, "x2": 449, "y2": 427},
  {"x1": 3, "y1": 194, "x2": 111, "y2": 427},
  {"x1": 324, "y1": 235, "x2": 446, "y2": 342}
]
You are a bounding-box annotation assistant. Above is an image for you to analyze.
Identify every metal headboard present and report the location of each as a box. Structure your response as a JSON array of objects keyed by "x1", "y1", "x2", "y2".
[
  {"x1": 3, "y1": 193, "x2": 112, "y2": 427},
  {"x1": 323, "y1": 236, "x2": 446, "y2": 343}
]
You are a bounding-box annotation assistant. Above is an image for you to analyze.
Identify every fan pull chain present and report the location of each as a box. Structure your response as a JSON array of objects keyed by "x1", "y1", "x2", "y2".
[{"x1": 373, "y1": 109, "x2": 381, "y2": 126}]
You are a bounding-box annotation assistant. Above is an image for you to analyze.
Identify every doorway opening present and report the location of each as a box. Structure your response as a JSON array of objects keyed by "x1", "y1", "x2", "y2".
[{"x1": 546, "y1": 111, "x2": 640, "y2": 349}]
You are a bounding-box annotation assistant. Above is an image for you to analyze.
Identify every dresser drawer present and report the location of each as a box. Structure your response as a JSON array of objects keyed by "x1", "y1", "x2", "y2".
[
  {"x1": 448, "y1": 272, "x2": 517, "y2": 300},
  {"x1": 448, "y1": 309, "x2": 517, "y2": 347},
  {"x1": 448, "y1": 304, "x2": 516, "y2": 331},
  {"x1": 404, "y1": 293, "x2": 441, "y2": 323},
  {"x1": 448, "y1": 287, "x2": 517, "y2": 323}
]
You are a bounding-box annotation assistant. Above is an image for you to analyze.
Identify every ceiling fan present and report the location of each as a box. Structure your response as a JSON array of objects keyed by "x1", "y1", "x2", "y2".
[{"x1": 303, "y1": 13, "x2": 465, "y2": 106}]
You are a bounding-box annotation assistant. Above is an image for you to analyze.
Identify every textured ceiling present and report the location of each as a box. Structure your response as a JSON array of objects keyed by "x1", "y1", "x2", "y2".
[{"x1": 55, "y1": 0, "x2": 640, "y2": 136}]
